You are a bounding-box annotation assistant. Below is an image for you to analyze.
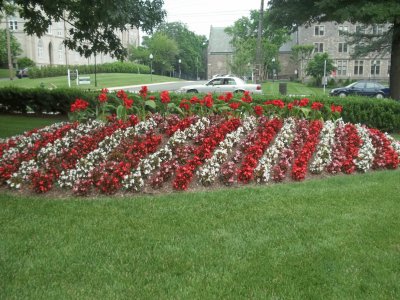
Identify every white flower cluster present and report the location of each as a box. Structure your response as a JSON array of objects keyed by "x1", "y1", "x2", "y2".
[
  {"x1": 354, "y1": 124, "x2": 376, "y2": 172},
  {"x1": 309, "y1": 120, "x2": 337, "y2": 174},
  {"x1": 122, "y1": 117, "x2": 210, "y2": 191},
  {"x1": 254, "y1": 117, "x2": 296, "y2": 183},
  {"x1": 385, "y1": 133, "x2": 400, "y2": 156},
  {"x1": 58, "y1": 118, "x2": 157, "y2": 188},
  {"x1": 10, "y1": 121, "x2": 106, "y2": 187},
  {"x1": 197, "y1": 116, "x2": 257, "y2": 185},
  {"x1": 0, "y1": 122, "x2": 69, "y2": 164}
]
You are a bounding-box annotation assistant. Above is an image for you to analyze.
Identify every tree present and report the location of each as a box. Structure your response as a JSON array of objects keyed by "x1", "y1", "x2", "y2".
[
  {"x1": 290, "y1": 45, "x2": 314, "y2": 82},
  {"x1": 268, "y1": 0, "x2": 400, "y2": 99},
  {"x1": 226, "y1": 10, "x2": 289, "y2": 81},
  {"x1": 0, "y1": 0, "x2": 166, "y2": 60},
  {"x1": 157, "y1": 22, "x2": 207, "y2": 80},
  {"x1": 142, "y1": 33, "x2": 179, "y2": 75},
  {"x1": 128, "y1": 46, "x2": 151, "y2": 65},
  {"x1": 306, "y1": 53, "x2": 335, "y2": 86},
  {"x1": 0, "y1": 29, "x2": 21, "y2": 66},
  {"x1": 17, "y1": 57, "x2": 35, "y2": 69}
]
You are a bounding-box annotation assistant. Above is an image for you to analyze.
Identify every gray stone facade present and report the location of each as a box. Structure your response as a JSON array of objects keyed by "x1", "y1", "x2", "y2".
[{"x1": 207, "y1": 27, "x2": 233, "y2": 79}]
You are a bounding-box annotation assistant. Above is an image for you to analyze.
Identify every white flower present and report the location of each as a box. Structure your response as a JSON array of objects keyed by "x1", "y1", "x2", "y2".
[
  {"x1": 354, "y1": 124, "x2": 376, "y2": 172},
  {"x1": 309, "y1": 120, "x2": 336, "y2": 174}
]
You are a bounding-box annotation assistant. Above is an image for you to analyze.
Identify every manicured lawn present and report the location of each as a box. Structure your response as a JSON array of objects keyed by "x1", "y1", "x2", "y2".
[
  {"x1": 0, "y1": 114, "x2": 68, "y2": 138},
  {"x1": 0, "y1": 73, "x2": 180, "y2": 90},
  {"x1": 263, "y1": 81, "x2": 327, "y2": 97},
  {"x1": 0, "y1": 68, "x2": 12, "y2": 78},
  {"x1": 1, "y1": 170, "x2": 400, "y2": 298}
]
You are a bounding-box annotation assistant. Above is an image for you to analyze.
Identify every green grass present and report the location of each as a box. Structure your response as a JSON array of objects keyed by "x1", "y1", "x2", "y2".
[
  {"x1": 1, "y1": 170, "x2": 400, "y2": 298},
  {"x1": 0, "y1": 68, "x2": 11, "y2": 78},
  {"x1": 0, "y1": 114, "x2": 68, "y2": 138},
  {"x1": 0, "y1": 73, "x2": 180, "y2": 90},
  {"x1": 263, "y1": 81, "x2": 327, "y2": 97}
]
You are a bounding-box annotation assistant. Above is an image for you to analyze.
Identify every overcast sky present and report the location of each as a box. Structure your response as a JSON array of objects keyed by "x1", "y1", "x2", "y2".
[{"x1": 162, "y1": 0, "x2": 262, "y2": 37}]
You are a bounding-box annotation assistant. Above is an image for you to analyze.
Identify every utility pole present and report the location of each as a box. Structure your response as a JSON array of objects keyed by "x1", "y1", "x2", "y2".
[
  {"x1": 255, "y1": 0, "x2": 264, "y2": 83},
  {"x1": 5, "y1": 14, "x2": 14, "y2": 80}
]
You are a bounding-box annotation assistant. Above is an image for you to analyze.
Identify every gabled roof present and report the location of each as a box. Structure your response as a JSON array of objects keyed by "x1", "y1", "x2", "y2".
[{"x1": 208, "y1": 26, "x2": 233, "y2": 54}]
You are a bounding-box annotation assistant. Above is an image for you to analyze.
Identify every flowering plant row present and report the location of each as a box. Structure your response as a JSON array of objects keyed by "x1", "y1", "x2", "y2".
[
  {"x1": 1, "y1": 114, "x2": 399, "y2": 196},
  {"x1": 68, "y1": 87, "x2": 344, "y2": 123}
]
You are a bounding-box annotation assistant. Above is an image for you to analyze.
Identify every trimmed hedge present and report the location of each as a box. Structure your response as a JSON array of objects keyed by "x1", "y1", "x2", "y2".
[
  {"x1": 28, "y1": 62, "x2": 150, "y2": 79},
  {"x1": 0, "y1": 87, "x2": 399, "y2": 132}
]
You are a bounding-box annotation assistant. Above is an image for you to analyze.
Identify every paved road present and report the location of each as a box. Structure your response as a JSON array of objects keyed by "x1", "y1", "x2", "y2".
[{"x1": 108, "y1": 80, "x2": 207, "y2": 93}]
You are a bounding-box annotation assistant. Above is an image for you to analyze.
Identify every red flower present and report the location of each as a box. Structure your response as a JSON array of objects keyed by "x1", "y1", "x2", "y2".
[
  {"x1": 123, "y1": 98, "x2": 133, "y2": 109},
  {"x1": 70, "y1": 98, "x2": 89, "y2": 112},
  {"x1": 160, "y1": 90, "x2": 170, "y2": 104},
  {"x1": 139, "y1": 86, "x2": 148, "y2": 99},
  {"x1": 299, "y1": 98, "x2": 309, "y2": 107},
  {"x1": 331, "y1": 104, "x2": 342, "y2": 113},
  {"x1": 179, "y1": 99, "x2": 190, "y2": 111},
  {"x1": 190, "y1": 96, "x2": 199, "y2": 104},
  {"x1": 149, "y1": 95, "x2": 156, "y2": 100},
  {"x1": 311, "y1": 102, "x2": 324, "y2": 111},
  {"x1": 229, "y1": 102, "x2": 241, "y2": 110},
  {"x1": 253, "y1": 105, "x2": 263, "y2": 116},
  {"x1": 288, "y1": 103, "x2": 294, "y2": 110},
  {"x1": 98, "y1": 93, "x2": 108, "y2": 103},
  {"x1": 204, "y1": 94, "x2": 214, "y2": 108},
  {"x1": 264, "y1": 99, "x2": 285, "y2": 108},
  {"x1": 117, "y1": 89, "x2": 127, "y2": 100},
  {"x1": 101, "y1": 88, "x2": 109, "y2": 94},
  {"x1": 241, "y1": 91, "x2": 252, "y2": 103}
]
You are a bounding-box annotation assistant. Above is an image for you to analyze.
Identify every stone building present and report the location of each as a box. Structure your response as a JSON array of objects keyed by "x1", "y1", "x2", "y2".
[
  {"x1": 2, "y1": 13, "x2": 140, "y2": 67},
  {"x1": 207, "y1": 27, "x2": 233, "y2": 79},
  {"x1": 293, "y1": 21, "x2": 391, "y2": 81}
]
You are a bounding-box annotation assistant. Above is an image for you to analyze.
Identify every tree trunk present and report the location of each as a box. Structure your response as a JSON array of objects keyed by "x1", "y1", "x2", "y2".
[{"x1": 390, "y1": 20, "x2": 400, "y2": 100}]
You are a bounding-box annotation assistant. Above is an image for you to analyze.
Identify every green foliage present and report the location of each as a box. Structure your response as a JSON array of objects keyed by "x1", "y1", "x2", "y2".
[
  {"x1": 128, "y1": 46, "x2": 151, "y2": 66},
  {"x1": 0, "y1": 29, "x2": 21, "y2": 66},
  {"x1": 290, "y1": 45, "x2": 314, "y2": 82},
  {"x1": 16, "y1": 57, "x2": 35, "y2": 69},
  {"x1": 28, "y1": 62, "x2": 150, "y2": 79},
  {"x1": 306, "y1": 53, "x2": 335, "y2": 86},
  {"x1": 225, "y1": 10, "x2": 289, "y2": 78},
  {"x1": 3, "y1": 0, "x2": 166, "y2": 60},
  {"x1": 142, "y1": 33, "x2": 179, "y2": 75}
]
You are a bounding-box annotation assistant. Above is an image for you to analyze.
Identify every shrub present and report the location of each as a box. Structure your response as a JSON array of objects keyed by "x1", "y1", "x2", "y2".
[
  {"x1": 28, "y1": 62, "x2": 150, "y2": 79},
  {"x1": 17, "y1": 57, "x2": 36, "y2": 69}
]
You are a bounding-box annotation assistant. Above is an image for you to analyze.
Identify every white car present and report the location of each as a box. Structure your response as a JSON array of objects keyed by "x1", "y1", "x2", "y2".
[{"x1": 178, "y1": 76, "x2": 262, "y2": 94}]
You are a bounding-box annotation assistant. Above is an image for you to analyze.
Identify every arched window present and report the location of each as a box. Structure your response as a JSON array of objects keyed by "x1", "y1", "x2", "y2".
[
  {"x1": 37, "y1": 40, "x2": 44, "y2": 58},
  {"x1": 58, "y1": 44, "x2": 64, "y2": 62}
]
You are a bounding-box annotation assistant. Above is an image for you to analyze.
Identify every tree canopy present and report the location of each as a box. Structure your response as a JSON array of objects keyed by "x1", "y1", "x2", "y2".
[
  {"x1": 0, "y1": 0, "x2": 166, "y2": 60},
  {"x1": 226, "y1": 10, "x2": 289, "y2": 80},
  {"x1": 0, "y1": 29, "x2": 21, "y2": 66},
  {"x1": 306, "y1": 53, "x2": 335, "y2": 86},
  {"x1": 268, "y1": 0, "x2": 400, "y2": 99}
]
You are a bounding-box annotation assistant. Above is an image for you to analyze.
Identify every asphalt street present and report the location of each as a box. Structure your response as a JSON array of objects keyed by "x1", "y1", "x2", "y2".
[{"x1": 108, "y1": 80, "x2": 207, "y2": 93}]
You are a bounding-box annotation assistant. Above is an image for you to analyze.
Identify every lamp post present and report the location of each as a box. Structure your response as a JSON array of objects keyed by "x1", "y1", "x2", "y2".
[
  {"x1": 178, "y1": 59, "x2": 181, "y2": 79},
  {"x1": 272, "y1": 58, "x2": 276, "y2": 83},
  {"x1": 373, "y1": 60, "x2": 376, "y2": 81},
  {"x1": 149, "y1": 53, "x2": 153, "y2": 82}
]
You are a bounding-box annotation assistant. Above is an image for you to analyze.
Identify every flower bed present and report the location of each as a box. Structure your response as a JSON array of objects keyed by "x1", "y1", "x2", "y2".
[{"x1": 1, "y1": 88, "x2": 399, "y2": 196}]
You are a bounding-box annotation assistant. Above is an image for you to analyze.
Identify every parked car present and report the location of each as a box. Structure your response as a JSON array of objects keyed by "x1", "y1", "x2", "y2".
[
  {"x1": 329, "y1": 81, "x2": 390, "y2": 98},
  {"x1": 177, "y1": 76, "x2": 262, "y2": 94},
  {"x1": 16, "y1": 68, "x2": 29, "y2": 79}
]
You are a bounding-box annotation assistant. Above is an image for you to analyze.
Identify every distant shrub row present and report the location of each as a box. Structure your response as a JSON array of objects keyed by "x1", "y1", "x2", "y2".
[
  {"x1": 28, "y1": 62, "x2": 150, "y2": 79},
  {"x1": 0, "y1": 87, "x2": 399, "y2": 132}
]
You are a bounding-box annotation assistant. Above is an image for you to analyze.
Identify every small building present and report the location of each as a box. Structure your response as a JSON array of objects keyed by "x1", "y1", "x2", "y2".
[{"x1": 207, "y1": 27, "x2": 233, "y2": 79}]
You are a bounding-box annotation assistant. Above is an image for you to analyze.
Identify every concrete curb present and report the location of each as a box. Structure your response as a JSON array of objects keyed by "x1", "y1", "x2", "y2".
[{"x1": 107, "y1": 81, "x2": 195, "y2": 91}]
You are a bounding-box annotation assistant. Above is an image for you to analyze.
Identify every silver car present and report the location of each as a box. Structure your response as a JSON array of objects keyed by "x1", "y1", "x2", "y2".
[{"x1": 178, "y1": 76, "x2": 262, "y2": 94}]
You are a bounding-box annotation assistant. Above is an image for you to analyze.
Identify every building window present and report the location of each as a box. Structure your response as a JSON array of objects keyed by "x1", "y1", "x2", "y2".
[
  {"x1": 37, "y1": 40, "x2": 44, "y2": 58},
  {"x1": 314, "y1": 42, "x2": 324, "y2": 53},
  {"x1": 371, "y1": 60, "x2": 380, "y2": 75},
  {"x1": 338, "y1": 43, "x2": 348, "y2": 53},
  {"x1": 47, "y1": 25, "x2": 52, "y2": 35},
  {"x1": 314, "y1": 25, "x2": 325, "y2": 36},
  {"x1": 356, "y1": 25, "x2": 366, "y2": 34},
  {"x1": 338, "y1": 25, "x2": 348, "y2": 36},
  {"x1": 354, "y1": 60, "x2": 364, "y2": 75},
  {"x1": 9, "y1": 20, "x2": 18, "y2": 31},
  {"x1": 372, "y1": 25, "x2": 384, "y2": 35},
  {"x1": 336, "y1": 60, "x2": 348, "y2": 76},
  {"x1": 58, "y1": 44, "x2": 64, "y2": 62}
]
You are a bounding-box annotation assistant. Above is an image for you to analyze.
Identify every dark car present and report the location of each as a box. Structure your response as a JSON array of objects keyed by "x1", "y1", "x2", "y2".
[
  {"x1": 329, "y1": 81, "x2": 390, "y2": 98},
  {"x1": 16, "y1": 68, "x2": 29, "y2": 79}
]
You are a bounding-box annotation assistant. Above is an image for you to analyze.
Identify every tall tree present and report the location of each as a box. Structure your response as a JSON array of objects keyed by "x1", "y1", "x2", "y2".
[
  {"x1": 226, "y1": 10, "x2": 289, "y2": 80},
  {"x1": 142, "y1": 32, "x2": 179, "y2": 75},
  {"x1": 0, "y1": 29, "x2": 21, "y2": 66},
  {"x1": 157, "y1": 22, "x2": 207, "y2": 80},
  {"x1": 290, "y1": 44, "x2": 314, "y2": 82},
  {"x1": 268, "y1": 0, "x2": 400, "y2": 100},
  {"x1": 0, "y1": 0, "x2": 166, "y2": 60},
  {"x1": 306, "y1": 53, "x2": 335, "y2": 86}
]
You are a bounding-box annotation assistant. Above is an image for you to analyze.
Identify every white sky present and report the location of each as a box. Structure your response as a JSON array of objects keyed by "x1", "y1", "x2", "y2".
[{"x1": 162, "y1": 0, "x2": 263, "y2": 37}]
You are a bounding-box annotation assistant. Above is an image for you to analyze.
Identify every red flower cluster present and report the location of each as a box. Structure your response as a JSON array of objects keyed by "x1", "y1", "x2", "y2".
[
  {"x1": 253, "y1": 105, "x2": 263, "y2": 116},
  {"x1": 311, "y1": 102, "x2": 324, "y2": 111},
  {"x1": 150, "y1": 160, "x2": 179, "y2": 189},
  {"x1": 218, "y1": 92, "x2": 233, "y2": 103},
  {"x1": 331, "y1": 104, "x2": 343, "y2": 113},
  {"x1": 173, "y1": 118, "x2": 241, "y2": 190},
  {"x1": 264, "y1": 99, "x2": 285, "y2": 108},
  {"x1": 241, "y1": 91, "x2": 252, "y2": 103},
  {"x1": 238, "y1": 118, "x2": 283, "y2": 183},
  {"x1": 326, "y1": 123, "x2": 347, "y2": 174},
  {"x1": 70, "y1": 98, "x2": 89, "y2": 112},
  {"x1": 165, "y1": 117, "x2": 195, "y2": 136},
  {"x1": 139, "y1": 86, "x2": 148, "y2": 99},
  {"x1": 369, "y1": 128, "x2": 399, "y2": 169},
  {"x1": 291, "y1": 120, "x2": 323, "y2": 180},
  {"x1": 161, "y1": 90, "x2": 170, "y2": 104},
  {"x1": 31, "y1": 171, "x2": 53, "y2": 193},
  {"x1": 179, "y1": 99, "x2": 191, "y2": 111},
  {"x1": 229, "y1": 102, "x2": 241, "y2": 110},
  {"x1": 342, "y1": 124, "x2": 362, "y2": 174}
]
